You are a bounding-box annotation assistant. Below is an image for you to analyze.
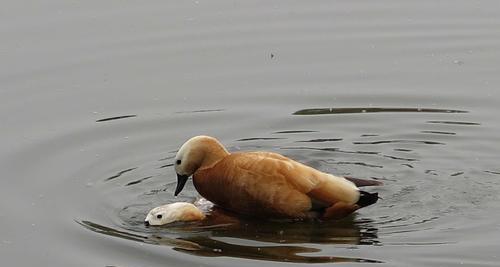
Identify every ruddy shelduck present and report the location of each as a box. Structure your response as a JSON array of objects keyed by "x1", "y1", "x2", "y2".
[
  {"x1": 145, "y1": 202, "x2": 205, "y2": 226},
  {"x1": 145, "y1": 198, "x2": 242, "y2": 226},
  {"x1": 173, "y1": 135, "x2": 380, "y2": 220}
]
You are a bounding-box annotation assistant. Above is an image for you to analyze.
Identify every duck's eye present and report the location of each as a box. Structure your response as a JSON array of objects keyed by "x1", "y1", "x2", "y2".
[
  {"x1": 176, "y1": 160, "x2": 181, "y2": 165},
  {"x1": 156, "y1": 214, "x2": 163, "y2": 219}
]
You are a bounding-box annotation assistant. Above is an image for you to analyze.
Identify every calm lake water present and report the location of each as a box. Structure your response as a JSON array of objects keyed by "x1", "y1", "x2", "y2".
[{"x1": 2, "y1": 1, "x2": 500, "y2": 266}]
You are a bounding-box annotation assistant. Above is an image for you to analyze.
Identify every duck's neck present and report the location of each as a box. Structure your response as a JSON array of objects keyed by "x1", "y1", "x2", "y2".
[{"x1": 199, "y1": 139, "x2": 230, "y2": 170}]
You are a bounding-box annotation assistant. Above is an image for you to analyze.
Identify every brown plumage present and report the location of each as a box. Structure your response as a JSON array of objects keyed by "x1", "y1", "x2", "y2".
[{"x1": 174, "y1": 136, "x2": 380, "y2": 220}]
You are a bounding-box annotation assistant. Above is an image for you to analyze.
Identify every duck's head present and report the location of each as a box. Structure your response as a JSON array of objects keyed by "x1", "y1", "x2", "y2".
[
  {"x1": 174, "y1": 136, "x2": 229, "y2": 196},
  {"x1": 144, "y1": 202, "x2": 205, "y2": 226}
]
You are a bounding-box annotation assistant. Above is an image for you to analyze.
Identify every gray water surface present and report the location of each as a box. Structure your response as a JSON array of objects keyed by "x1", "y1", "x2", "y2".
[{"x1": 2, "y1": 1, "x2": 500, "y2": 266}]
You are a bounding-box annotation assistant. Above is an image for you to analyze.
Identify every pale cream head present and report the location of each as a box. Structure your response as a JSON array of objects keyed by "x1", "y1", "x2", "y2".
[
  {"x1": 145, "y1": 202, "x2": 205, "y2": 226},
  {"x1": 174, "y1": 135, "x2": 229, "y2": 176}
]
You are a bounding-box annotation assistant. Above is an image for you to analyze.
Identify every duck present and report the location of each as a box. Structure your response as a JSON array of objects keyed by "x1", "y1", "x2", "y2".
[
  {"x1": 145, "y1": 198, "x2": 241, "y2": 226},
  {"x1": 173, "y1": 135, "x2": 381, "y2": 220},
  {"x1": 145, "y1": 202, "x2": 205, "y2": 226}
]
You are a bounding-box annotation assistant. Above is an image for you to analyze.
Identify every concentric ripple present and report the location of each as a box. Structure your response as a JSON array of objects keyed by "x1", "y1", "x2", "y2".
[{"x1": 68, "y1": 103, "x2": 498, "y2": 265}]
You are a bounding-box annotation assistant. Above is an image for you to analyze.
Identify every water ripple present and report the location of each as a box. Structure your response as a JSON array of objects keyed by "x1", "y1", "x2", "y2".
[
  {"x1": 353, "y1": 140, "x2": 445, "y2": 145},
  {"x1": 426, "y1": 120, "x2": 480, "y2": 126},
  {"x1": 293, "y1": 107, "x2": 467, "y2": 115},
  {"x1": 105, "y1": 167, "x2": 138, "y2": 181},
  {"x1": 297, "y1": 138, "x2": 343, "y2": 143},
  {"x1": 125, "y1": 176, "x2": 154, "y2": 186},
  {"x1": 96, "y1": 115, "x2": 137, "y2": 122}
]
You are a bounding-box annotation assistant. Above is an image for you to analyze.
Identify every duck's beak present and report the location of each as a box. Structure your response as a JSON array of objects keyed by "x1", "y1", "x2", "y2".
[{"x1": 174, "y1": 174, "x2": 189, "y2": 196}]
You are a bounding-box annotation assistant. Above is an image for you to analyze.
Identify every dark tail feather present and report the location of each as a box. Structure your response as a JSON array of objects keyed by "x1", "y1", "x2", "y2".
[{"x1": 357, "y1": 191, "x2": 379, "y2": 207}]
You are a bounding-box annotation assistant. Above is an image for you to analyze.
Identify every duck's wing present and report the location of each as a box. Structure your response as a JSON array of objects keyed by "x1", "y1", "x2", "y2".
[
  {"x1": 242, "y1": 153, "x2": 380, "y2": 216},
  {"x1": 233, "y1": 152, "x2": 362, "y2": 205}
]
